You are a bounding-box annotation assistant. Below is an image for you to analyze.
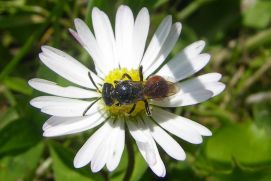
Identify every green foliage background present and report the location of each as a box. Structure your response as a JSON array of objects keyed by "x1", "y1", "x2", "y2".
[{"x1": 1, "y1": 0, "x2": 271, "y2": 180}]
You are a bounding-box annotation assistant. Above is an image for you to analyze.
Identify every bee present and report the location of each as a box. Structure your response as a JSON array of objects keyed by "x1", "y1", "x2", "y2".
[{"x1": 85, "y1": 66, "x2": 177, "y2": 116}]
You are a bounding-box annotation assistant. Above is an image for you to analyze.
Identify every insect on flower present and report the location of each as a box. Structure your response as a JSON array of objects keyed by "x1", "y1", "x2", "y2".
[{"x1": 86, "y1": 65, "x2": 178, "y2": 116}]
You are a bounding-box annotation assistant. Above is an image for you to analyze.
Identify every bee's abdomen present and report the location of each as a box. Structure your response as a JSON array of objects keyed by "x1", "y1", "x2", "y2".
[{"x1": 144, "y1": 76, "x2": 169, "y2": 99}]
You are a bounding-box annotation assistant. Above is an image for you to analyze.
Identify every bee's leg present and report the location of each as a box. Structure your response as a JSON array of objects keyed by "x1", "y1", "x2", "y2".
[
  {"x1": 144, "y1": 100, "x2": 151, "y2": 116},
  {"x1": 83, "y1": 97, "x2": 101, "y2": 116},
  {"x1": 88, "y1": 72, "x2": 101, "y2": 93},
  {"x1": 128, "y1": 104, "x2": 136, "y2": 115},
  {"x1": 121, "y1": 73, "x2": 132, "y2": 80},
  {"x1": 114, "y1": 80, "x2": 120, "y2": 85},
  {"x1": 115, "y1": 102, "x2": 121, "y2": 106},
  {"x1": 139, "y1": 65, "x2": 143, "y2": 81}
]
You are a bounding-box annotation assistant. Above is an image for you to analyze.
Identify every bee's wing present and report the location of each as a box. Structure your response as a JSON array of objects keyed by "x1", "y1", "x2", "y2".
[
  {"x1": 166, "y1": 81, "x2": 179, "y2": 97},
  {"x1": 151, "y1": 81, "x2": 178, "y2": 101}
]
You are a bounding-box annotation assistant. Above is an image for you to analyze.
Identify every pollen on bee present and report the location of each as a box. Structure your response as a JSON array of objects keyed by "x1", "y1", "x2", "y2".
[{"x1": 102, "y1": 68, "x2": 146, "y2": 117}]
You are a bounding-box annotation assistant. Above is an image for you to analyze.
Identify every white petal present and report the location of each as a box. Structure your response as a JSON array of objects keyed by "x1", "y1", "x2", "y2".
[
  {"x1": 115, "y1": 5, "x2": 134, "y2": 68},
  {"x1": 69, "y1": 28, "x2": 84, "y2": 45},
  {"x1": 73, "y1": 121, "x2": 111, "y2": 168},
  {"x1": 41, "y1": 103, "x2": 99, "y2": 117},
  {"x1": 177, "y1": 73, "x2": 222, "y2": 92},
  {"x1": 39, "y1": 46, "x2": 102, "y2": 89},
  {"x1": 189, "y1": 73, "x2": 222, "y2": 83},
  {"x1": 140, "y1": 16, "x2": 172, "y2": 71},
  {"x1": 144, "y1": 117, "x2": 186, "y2": 160},
  {"x1": 150, "y1": 89, "x2": 213, "y2": 107},
  {"x1": 91, "y1": 145, "x2": 109, "y2": 173},
  {"x1": 92, "y1": 8, "x2": 117, "y2": 69},
  {"x1": 178, "y1": 75, "x2": 225, "y2": 97},
  {"x1": 156, "y1": 53, "x2": 210, "y2": 82},
  {"x1": 137, "y1": 141, "x2": 156, "y2": 166},
  {"x1": 43, "y1": 111, "x2": 106, "y2": 137},
  {"x1": 148, "y1": 141, "x2": 166, "y2": 178},
  {"x1": 154, "y1": 107, "x2": 211, "y2": 136},
  {"x1": 152, "y1": 108, "x2": 203, "y2": 144},
  {"x1": 127, "y1": 119, "x2": 149, "y2": 143},
  {"x1": 29, "y1": 78, "x2": 99, "y2": 98},
  {"x1": 128, "y1": 119, "x2": 156, "y2": 165},
  {"x1": 91, "y1": 121, "x2": 116, "y2": 172},
  {"x1": 181, "y1": 76, "x2": 225, "y2": 97},
  {"x1": 183, "y1": 40, "x2": 206, "y2": 59},
  {"x1": 106, "y1": 119, "x2": 125, "y2": 171},
  {"x1": 205, "y1": 82, "x2": 225, "y2": 97},
  {"x1": 30, "y1": 96, "x2": 89, "y2": 109},
  {"x1": 131, "y1": 7, "x2": 150, "y2": 68},
  {"x1": 144, "y1": 22, "x2": 182, "y2": 77},
  {"x1": 42, "y1": 116, "x2": 70, "y2": 131},
  {"x1": 30, "y1": 96, "x2": 101, "y2": 117},
  {"x1": 73, "y1": 18, "x2": 109, "y2": 76},
  {"x1": 42, "y1": 114, "x2": 104, "y2": 131},
  {"x1": 134, "y1": 125, "x2": 166, "y2": 177},
  {"x1": 42, "y1": 116, "x2": 60, "y2": 131},
  {"x1": 170, "y1": 116, "x2": 212, "y2": 137}
]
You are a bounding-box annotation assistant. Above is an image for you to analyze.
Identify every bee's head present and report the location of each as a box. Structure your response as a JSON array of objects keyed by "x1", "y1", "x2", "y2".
[{"x1": 102, "y1": 83, "x2": 114, "y2": 106}]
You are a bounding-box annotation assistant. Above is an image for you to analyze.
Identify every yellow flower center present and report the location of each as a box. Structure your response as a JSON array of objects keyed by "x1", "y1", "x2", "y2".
[{"x1": 102, "y1": 68, "x2": 145, "y2": 117}]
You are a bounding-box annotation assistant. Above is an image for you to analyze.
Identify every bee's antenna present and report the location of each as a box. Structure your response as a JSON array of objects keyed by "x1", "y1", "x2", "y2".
[
  {"x1": 88, "y1": 72, "x2": 101, "y2": 93},
  {"x1": 83, "y1": 97, "x2": 101, "y2": 116}
]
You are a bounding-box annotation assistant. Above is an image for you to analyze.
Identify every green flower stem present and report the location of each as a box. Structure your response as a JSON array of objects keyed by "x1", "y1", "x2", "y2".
[{"x1": 123, "y1": 133, "x2": 135, "y2": 181}]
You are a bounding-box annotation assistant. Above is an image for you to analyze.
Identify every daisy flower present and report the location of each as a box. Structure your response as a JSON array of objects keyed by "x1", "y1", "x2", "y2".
[{"x1": 29, "y1": 5, "x2": 225, "y2": 177}]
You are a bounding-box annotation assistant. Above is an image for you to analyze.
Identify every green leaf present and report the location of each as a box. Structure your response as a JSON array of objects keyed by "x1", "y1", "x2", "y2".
[
  {"x1": 204, "y1": 122, "x2": 271, "y2": 165},
  {"x1": 49, "y1": 141, "x2": 103, "y2": 181},
  {"x1": 253, "y1": 102, "x2": 271, "y2": 133},
  {"x1": 243, "y1": 0, "x2": 271, "y2": 29},
  {"x1": 3, "y1": 77, "x2": 32, "y2": 95},
  {"x1": 211, "y1": 160, "x2": 271, "y2": 181},
  {"x1": 0, "y1": 118, "x2": 42, "y2": 156},
  {"x1": 0, "y1": 107, "x2": 19, "y2": 130},
  {"x1": 0, "y1": 142, "x2": 44, "y2": 181}
]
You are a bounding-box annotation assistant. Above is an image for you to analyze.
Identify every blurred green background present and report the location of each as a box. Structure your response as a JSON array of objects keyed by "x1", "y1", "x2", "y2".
[{"x1": 1, "y1": 0, "x2": 271, "y2": 180}]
